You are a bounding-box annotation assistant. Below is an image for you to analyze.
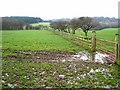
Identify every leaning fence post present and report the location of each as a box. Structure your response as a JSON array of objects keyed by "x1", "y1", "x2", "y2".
[
  {"x1": 115, "y1": 34, "x2": 119, "y2": 65},
  {"x1": 91, "y1": 31, "x2": 96, "y2": 61}
]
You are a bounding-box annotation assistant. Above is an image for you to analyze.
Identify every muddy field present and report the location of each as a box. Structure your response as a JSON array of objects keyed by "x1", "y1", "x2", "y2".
[{"x1": 2, "y1": 50, "x2": 119, "y2": 88}]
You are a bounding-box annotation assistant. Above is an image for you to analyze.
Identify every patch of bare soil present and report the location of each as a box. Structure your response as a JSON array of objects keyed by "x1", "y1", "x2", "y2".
[
  {"x1": 3, "y1": 50, "x2": 74, "y2": 62},
  {"x1": 3, "y1": 49, "x2": 114, "y2": 64}
]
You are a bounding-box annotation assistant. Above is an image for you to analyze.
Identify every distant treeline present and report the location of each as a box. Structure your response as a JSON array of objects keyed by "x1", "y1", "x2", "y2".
[
  {"x1": 93, "y1": 17, "x2": 118, "y2": 23},
  {"x1": 50, "y1": 17, "x2": 118, "y2": 23},
  {"x1": 1, "y1": 17, "x2": 25, "y2": 30},
  {"x1": 93, "y1": 17, "x2": 118, "y2": 29},
  {"x1": 0, "y1": 16, "x2": 119, "y2": 30},
  {"x1": 9, "y1": 16, "x2": 43, "y2": 24},
  {"x1": 1, "y1": 16, "x2": 43, "y2": 30}
]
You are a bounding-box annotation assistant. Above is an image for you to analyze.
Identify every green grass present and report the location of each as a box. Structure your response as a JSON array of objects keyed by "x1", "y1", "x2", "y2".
[
  {"x1": 2, "y1": 59, "x2": 119, "y2": 88},
  {"x1": 76, "y1": 28, "x2": 118, "y2": 41},
  {"x1": 2, "y1": 30, "x2": 81, "y2": 52},
  {"x1": 75, "y1": 28, "x2": 118, "y2": 52},
  {"x1": 2, "y1": 29, "x2": 119, "y2": 88},
  {"x1": 31, "y1": 22, "x2": 50, "y2": 27},
  {"x1": 94, "y1": 28, "x2": 118, "y2": 41},
  {"x1": 53, "y1": 28, "x2": 118, "y2": 52}
]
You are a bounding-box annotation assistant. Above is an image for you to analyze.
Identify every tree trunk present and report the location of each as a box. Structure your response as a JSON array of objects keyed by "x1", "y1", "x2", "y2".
[
  {"x1": 72, "y1": 29, "x2": 75, "y2": 34},
  {"x1": 64, "y1": 29, "x2": 67, "y2": 33},
  {"x1": 85, "y1": 32, "x2": 87, "y2": 37},
  {"x1": 68, "y1": 28, "x2": 70, "y2": 33}
]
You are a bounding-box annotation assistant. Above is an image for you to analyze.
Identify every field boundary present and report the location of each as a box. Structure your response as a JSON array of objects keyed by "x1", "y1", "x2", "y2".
[{"x1": 50, "y1": 30, "x2": 119, "y2": 64}]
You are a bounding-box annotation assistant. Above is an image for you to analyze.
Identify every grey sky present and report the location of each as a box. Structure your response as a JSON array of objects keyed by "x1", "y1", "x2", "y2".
[{"x1": 0, "y1": 0, "x2": 119, "y2": 20}]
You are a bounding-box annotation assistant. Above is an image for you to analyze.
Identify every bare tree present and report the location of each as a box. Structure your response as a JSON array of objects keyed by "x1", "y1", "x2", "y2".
[
  {"x1": 50, "y1": 17, "x2": 99, "y2": 35},
  {"x1": 50, "y1": 20, "x2": 68, "y2": 32},
  {"x1": 57, "y1": 20, "x2": 68, "y2": 32},
  {"x1": 65, "y1": 20, "x2": 71, "y2": 33},
  {"x1": 79, "y1": 17, "x2": 99, "y2": 37},
  {"x1": 70, "y1": 18, "x2": 80, "y2": 34},
  {"x1": 50, "y1": 22, "x2": 58, "y2": 30}
]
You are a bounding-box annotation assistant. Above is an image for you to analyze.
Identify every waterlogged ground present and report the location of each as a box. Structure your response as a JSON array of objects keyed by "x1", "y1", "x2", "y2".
[{"x1": 2, "y1": 50, "x2": 119, "y2": 89}]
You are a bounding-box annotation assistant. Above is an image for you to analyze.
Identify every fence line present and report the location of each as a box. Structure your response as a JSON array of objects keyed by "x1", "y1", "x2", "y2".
[
  {"x1": 115, "y1": 34, "x2": 119, "y2": 64},
  {"x1": 96, "y1": 41, "x2": 114, "y2": 49},
  {"x1": 51, "y1": 30, "x2": 119, "y2": 64},
  {"x1": 96, "y1": 38, "x2": 115, "y2": 44},
  {"x1": 54, "y1": 30, "x2": 91, "y2": 51}
]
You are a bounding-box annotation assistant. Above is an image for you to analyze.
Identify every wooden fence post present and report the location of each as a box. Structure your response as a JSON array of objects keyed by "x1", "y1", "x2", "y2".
[
  {"x1": 115, "y1": 34, "x2": 120, "y2": 65},
  {"x1": 91, "y1": 31, "x2": 96, "y2": 60}
]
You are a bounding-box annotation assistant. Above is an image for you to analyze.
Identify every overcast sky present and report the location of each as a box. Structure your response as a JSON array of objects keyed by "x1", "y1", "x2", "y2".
[{"x1": 0, "y1": 0, "x2": 119, "y2": 20}]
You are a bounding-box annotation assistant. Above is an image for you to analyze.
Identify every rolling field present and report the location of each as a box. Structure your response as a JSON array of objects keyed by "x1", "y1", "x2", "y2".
[
  {"x1": 75, "y1": 28, "x2": 118, "y2": 53},
  {"x1": 32, "y1": 22, "x2": 118, "y2": 41},
  {"x1": 76, "y1": 28, "x2": 118, "y2": 41},
  {"x1": 2, "y1": 30, "x2": 81, "y2": 52},
  {"x1": 2, "y1": 29, "x2": 119, "y2": 88},
  {"x1": 31, "y1": 22, "x2": 50, "y2": 27}
]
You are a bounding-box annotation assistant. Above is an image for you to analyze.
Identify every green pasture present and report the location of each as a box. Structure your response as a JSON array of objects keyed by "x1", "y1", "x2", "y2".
[
  {"x1": 75, "y1": 28, "x2": 118, "y2": 52},
  {"x1": 32, "y1": 22, "x2": 118, "y2": 41},
  {"x1": 31, "y1": 22, "x2": 50, "y2": 27},
  {"x1": 76, "y1": 28, "x2": 118, "y2": 41},
  {"x1": 2, "y1": 28, "x2": 118, "y2": 55},
  {"x1": 2, "y1": 28, "x2": 119, "y2": 88},
  {"x1": 2, "y1": 30, "x2": 81, "y2": 52},
  {"x1": 53, "y1": 28, "x2": 118, "y2": 52}
]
